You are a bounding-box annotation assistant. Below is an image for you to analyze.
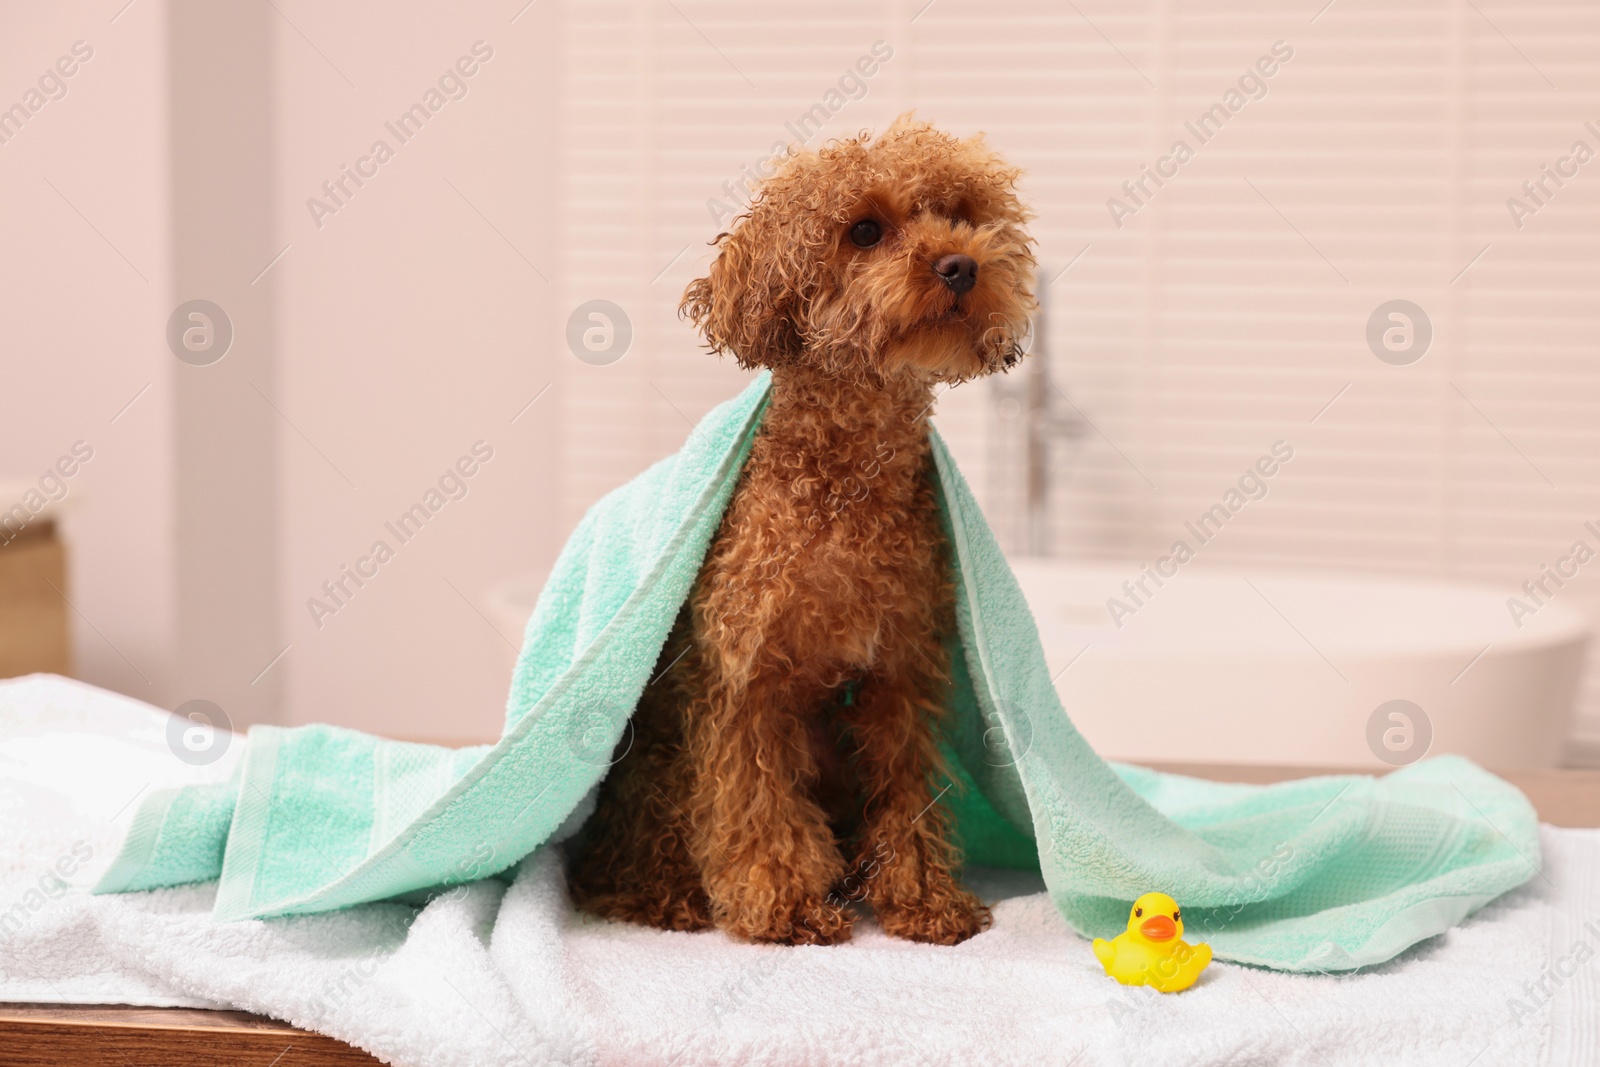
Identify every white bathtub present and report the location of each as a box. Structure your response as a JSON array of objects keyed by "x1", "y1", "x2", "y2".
[
  {"x1": 1007, "y1": 559, "x2": 1589, "y2": 768},
  {"x1": 486, "y1": 559, "x2": 1591, "y2": 769}
]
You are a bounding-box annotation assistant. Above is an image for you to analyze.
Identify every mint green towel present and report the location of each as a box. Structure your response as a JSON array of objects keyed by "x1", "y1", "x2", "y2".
[{"x1": 95, "y1": 373, "x2": 1540, "y2": 972}]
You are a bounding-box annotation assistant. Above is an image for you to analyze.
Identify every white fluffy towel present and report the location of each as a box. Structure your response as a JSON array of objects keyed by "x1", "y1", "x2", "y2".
[{"x1": 1, "y1": 675, "x2": 1597, "y2": 1066}]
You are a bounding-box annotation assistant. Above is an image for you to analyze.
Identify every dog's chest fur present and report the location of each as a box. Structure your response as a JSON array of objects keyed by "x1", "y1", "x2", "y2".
[
  {"x1": 687, "y1": 370, "x2": 955, "y2": 821},
  {"x1": 696, "y1": 369, "x2": 954, "y2": 686}
]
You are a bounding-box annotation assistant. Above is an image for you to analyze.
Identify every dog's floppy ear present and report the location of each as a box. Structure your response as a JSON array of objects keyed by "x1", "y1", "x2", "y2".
[{"x1": 681, "y1": 210, "x2": 805, "y2": 370}]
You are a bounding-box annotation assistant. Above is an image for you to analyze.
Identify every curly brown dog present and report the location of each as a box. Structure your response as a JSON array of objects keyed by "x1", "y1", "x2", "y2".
[{"x1": 568, "y1": 117, "x2": 1036, "y2": 946}]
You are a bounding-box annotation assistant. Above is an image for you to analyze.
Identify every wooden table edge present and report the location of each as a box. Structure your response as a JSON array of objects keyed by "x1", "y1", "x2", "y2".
[{"x1": 1144, "y1": 762, "x2": 1600, "y2": 829}]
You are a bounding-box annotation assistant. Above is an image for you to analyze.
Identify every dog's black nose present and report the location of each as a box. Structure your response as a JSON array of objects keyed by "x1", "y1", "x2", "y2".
[{"x1": 934, "y1": 254, "x2": 978, "y2": 295}]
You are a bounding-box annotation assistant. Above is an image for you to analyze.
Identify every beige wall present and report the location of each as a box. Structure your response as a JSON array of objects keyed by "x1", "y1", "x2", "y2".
[
  {"x1": 1, "y1": 0, "x2": 562, "y2": 743},
  {"x1": 170, "y1": 0, "x2": 282, "y2": 728},
  {"x1": 0, "y1": 3, "x2": 174, "y2": 704},
  {"x1": 271, "y1": 1, "x2": 561, "y2": 740}
]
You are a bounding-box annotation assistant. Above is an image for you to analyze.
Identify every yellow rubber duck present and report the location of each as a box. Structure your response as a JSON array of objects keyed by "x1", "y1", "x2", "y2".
[{"x1": 1092, "y1": 892, "x2": 1212, "y2": 993}]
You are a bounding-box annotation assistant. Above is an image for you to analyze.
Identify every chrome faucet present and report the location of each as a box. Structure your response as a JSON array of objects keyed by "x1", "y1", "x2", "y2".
[{"x1": 991, "y1": 275, "x2": 1088, "y2": 555}]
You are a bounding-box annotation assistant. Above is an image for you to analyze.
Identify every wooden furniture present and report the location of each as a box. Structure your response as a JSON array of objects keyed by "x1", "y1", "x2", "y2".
[
  {"x1": 0, "y1": 518, "x2": 71, "y2": 678},
  {"x1": 0, "y1": 1004, "x2": 381, "y2": 1066},
  {"x1": 1146, "y1": 763, "x2": 1600, "y2": 829},
  {"x1": 2, "y1": 764, "x2": 1596, "y2": 1064}
]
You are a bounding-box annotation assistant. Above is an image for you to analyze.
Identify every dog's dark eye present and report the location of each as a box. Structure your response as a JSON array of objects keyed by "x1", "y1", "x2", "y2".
[{"x1": 849, "y1": 219, "x2": 882, "y2": 248}]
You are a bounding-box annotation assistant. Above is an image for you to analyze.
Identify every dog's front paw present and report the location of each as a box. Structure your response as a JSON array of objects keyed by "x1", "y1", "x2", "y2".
[
  {"x1": 726, "y1": 895, "x2": 854, "y2": 946},
  {"x1": 875, "y1": 888, "x2": 991, "y2": 946}
]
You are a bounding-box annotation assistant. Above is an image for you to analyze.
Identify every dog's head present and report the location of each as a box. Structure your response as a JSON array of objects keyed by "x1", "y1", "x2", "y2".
[{"x1": 682, "y1": 117, "x2": 1036, "y2": 384}]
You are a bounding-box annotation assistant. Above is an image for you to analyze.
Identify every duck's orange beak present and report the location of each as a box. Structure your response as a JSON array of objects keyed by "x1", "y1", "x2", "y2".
[{"x1": 1139, "y1": 915, "x2": 1177, "y2": 942}]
